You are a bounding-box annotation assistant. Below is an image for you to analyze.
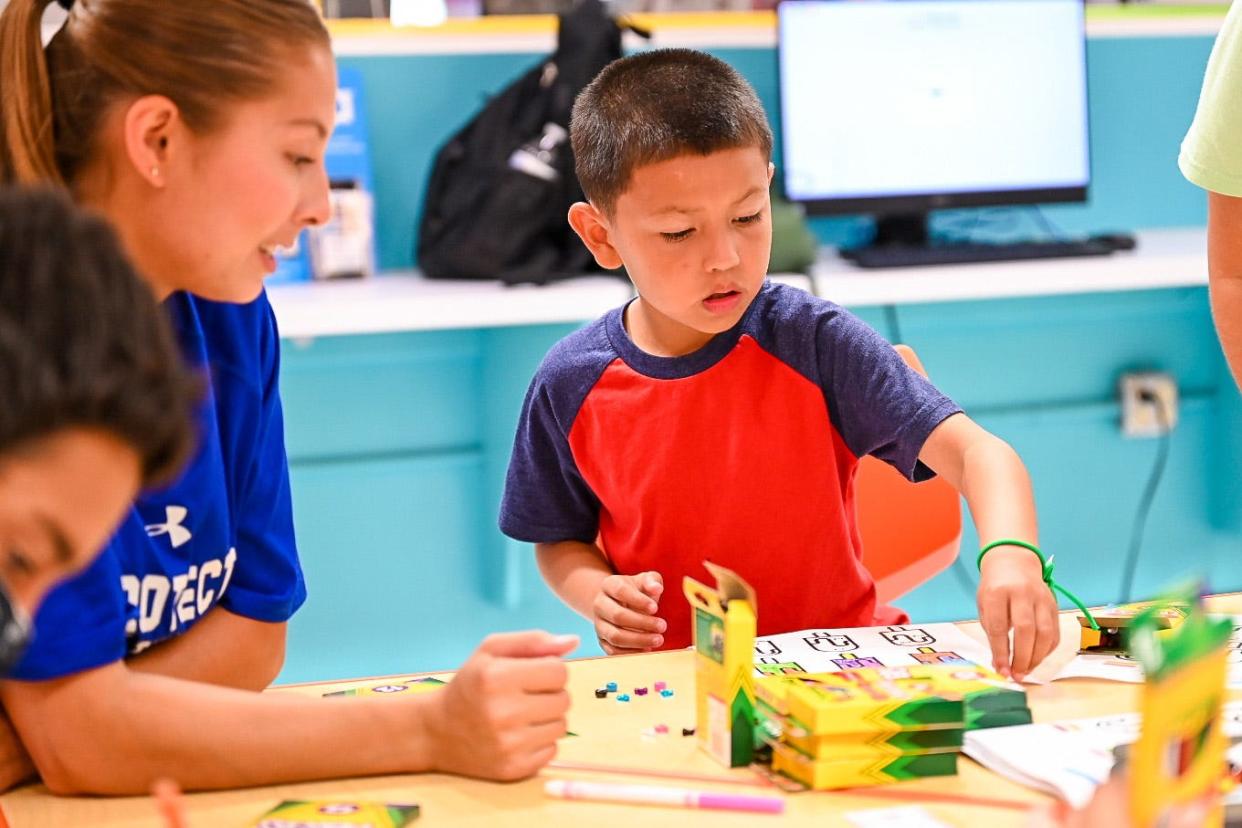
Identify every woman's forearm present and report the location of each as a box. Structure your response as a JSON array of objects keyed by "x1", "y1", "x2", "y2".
[{"x1": 2, "y1": 665, "x2": 433, "y2": 795}]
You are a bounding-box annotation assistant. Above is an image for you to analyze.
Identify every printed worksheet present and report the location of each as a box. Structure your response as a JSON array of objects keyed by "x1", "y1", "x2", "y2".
[{"x1": 752, "y1": 623, "x2": 996, "y2": 676}]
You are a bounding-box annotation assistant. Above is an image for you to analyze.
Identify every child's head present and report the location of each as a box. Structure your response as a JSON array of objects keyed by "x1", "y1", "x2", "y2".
[
  {"x1": 0, "y1": 187, "x2": 198, "y2": 628},
  {"x1": 568, "y1": 49, "x2": 775, "y2": 354},
  {"x1": 0, "y1": 0, "x2": 336, "y2": 303}
]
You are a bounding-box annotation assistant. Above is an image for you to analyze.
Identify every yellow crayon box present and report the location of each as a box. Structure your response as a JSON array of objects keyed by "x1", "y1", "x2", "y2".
[
  {"x1": 250, "y1": 800, "x2": 420, "y2": 828},
  {"x1": 1128, "y1": 595, "x2": 1232, "y2": 828},
  {"x1": 756, "y1": 672, "x2": 963, "y2": 737},
  {"x1": 684, "y1": 562, "x2": 758, "y2": 768},
  {"x1": 768, "y1": 740, "x2": 959, "y2": 790},
  {"x1": 781, "y1": 725, "x2": 964, "y2": 762}
]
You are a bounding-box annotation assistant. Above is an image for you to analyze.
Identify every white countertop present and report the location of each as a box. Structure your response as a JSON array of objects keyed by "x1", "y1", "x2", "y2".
[
  {"x1": 812, "y1": 227, "x2": 1207, "y2": 307},
  {"x1": 269, "y1": 228, "x2": 1206, "y2": 340},
  {"x1": 270, "y1": 273, "x2": 632, "y2": 340}
]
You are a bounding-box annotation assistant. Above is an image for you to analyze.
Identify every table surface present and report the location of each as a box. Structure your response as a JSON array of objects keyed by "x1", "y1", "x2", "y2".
[{"x1": 4, "y1": 594, "x2": 1238, "y2": 827}]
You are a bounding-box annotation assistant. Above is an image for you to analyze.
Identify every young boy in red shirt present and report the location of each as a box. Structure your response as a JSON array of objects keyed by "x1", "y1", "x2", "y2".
[{"x1": 501, "y1": 49, "x2": 1059, "y2": 681}]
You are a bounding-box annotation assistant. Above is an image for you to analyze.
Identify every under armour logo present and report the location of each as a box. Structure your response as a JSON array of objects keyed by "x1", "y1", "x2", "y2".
[{"x1": 145, "y1": 506, "x2": 192, "y2": 549}]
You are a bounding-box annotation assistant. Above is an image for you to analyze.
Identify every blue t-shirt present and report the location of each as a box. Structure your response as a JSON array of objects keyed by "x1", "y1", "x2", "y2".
[{"x1": 11, "y1": 291, "x2": 306, "y2": 680}]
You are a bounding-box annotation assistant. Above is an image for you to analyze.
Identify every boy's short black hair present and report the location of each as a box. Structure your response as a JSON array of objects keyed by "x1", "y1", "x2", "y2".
[
  {"x1": 0, "y1": 187, "x2": 198, "y2": 486},
  {"x1": 571, "y1": 48, "x2": 774, "y2": 214}
]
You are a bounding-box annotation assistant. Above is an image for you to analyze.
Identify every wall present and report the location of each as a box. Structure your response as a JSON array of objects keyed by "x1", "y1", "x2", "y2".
[{"x1": 274, "y1": 29, "x2": 1242, "y2": 684}]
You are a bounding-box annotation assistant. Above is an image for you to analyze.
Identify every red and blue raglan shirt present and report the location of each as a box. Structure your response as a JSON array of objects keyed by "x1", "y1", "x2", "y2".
[{"x1": 499, "y1": 281, "x2": 961, "y2": 649}]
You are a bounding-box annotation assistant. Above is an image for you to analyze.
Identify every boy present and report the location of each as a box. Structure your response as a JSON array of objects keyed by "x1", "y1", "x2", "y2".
[
  {"x1": 0, "y1": 186, "x2": 199, "y2": 787},
  {"x1": 0, "y1": 187, "x2": 198, "y2": 659},
  {"x1": 500, "y1": 49, "x2": 1060, "y2": 681}
]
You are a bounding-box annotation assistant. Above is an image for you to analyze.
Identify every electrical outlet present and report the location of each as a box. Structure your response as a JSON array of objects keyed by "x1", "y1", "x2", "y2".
[{"x1": 1119, "y1": 372, "x2": 1178, "y2": 438}]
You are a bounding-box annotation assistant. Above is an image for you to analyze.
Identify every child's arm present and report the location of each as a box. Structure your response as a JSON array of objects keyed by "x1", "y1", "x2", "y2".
[
  {"x1": 918, "y1": 413, "x2": 1060, "y2": 681},
  {"x1": 536, "y1": 541, "x2": 666, "y2": 654},
  {"x1": 0, "y1": 630, "x2": 575, "y2": 794}
]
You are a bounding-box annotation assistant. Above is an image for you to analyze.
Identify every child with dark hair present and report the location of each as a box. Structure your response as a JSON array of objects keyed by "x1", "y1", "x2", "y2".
[
  {"x1": 0, "y1": 186, "x2": 198, "y2": 658},
  {"x1": 502, "y1": 48, "x2": 1060, "y2": 681}
]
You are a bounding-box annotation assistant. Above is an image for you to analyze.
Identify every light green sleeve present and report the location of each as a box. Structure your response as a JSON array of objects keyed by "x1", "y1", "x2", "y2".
[{"x1": 1180, "y1": 4, "x2": 1242, "y2": 197}]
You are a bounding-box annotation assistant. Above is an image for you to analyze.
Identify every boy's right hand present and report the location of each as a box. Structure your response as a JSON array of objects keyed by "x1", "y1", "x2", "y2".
[
  {"x1": 593, "y1": 571, "x2": 666, "y2": 655},
  {"x1": 427, "y1": 631, "x2": 576, "y2": 781}
]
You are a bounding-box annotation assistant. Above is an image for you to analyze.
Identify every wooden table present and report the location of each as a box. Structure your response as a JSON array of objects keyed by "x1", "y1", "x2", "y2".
[{"x1": 4, "y1": 596, "x2": 1238, "y2": 827}]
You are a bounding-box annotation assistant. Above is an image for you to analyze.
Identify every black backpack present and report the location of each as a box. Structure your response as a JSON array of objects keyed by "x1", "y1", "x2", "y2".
[{"x1": 417, "y1": 0, "x2": 647, "y2": 285}]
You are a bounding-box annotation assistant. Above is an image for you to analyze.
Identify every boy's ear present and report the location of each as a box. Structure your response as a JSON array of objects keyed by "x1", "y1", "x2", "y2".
[
  {"x1": 767, "y1": 162, "x2": 775, "y2": 184},
  {"x1": 568, "y1": 202, "x2": 624, "y2": 270}
]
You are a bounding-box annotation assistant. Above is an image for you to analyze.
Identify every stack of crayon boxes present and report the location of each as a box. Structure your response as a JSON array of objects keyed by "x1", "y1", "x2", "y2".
[{"x1": 755, "y1": 664, "x2": 1032, "y2": 790}]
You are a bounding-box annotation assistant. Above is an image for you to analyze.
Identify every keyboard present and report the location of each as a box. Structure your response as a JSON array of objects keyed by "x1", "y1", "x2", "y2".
[{"x1": 842, "y1": 238, "x2": 1118, "y2": 269}]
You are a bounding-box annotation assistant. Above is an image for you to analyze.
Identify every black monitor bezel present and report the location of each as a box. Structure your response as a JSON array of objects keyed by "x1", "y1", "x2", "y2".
[{"x1": 775, "y1": 0, "x2": 1093, "y2": 218}]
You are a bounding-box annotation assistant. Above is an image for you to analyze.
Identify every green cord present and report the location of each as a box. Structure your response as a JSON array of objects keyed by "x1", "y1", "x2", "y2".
[{"x1": 977, "y1": 539, "x2": 1100, "y2": 630}]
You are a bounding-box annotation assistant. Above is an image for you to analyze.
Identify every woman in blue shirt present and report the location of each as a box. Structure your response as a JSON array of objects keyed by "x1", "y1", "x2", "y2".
[{"x1": 0, "y1": 0, "x2": 574, "y2": 794}]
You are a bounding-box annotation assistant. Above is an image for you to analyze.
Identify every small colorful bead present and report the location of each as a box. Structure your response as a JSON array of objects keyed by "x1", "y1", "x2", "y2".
[
  {"x1": 660, "y1": 689, "x2": 674, "y2": 698},
  {"x1": 605, "y1": 682, "x2": 618, "y2": 692},
  {"x1": 653, "y1": 681, "x2": 667, "y2": 692},
  {"x1": 654, "y1": 724, "x2": 669, "y2": 734},
  {"x1": 616, "y1": 693, "x2": 630, "y2": 702}
]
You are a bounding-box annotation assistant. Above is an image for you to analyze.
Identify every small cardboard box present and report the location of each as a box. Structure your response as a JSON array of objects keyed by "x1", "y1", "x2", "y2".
[{"x1": 683, "y1": 562, "x2": 758, "y2": 768}]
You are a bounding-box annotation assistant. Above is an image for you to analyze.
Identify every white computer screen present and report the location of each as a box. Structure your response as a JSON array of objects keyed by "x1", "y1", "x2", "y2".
[{"x1": 779, "y1": 0, "x2": 1090, "y2": 203}]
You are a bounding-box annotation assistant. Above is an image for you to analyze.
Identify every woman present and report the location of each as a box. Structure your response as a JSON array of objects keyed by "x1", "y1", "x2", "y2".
[{"x1": 0, "y1": 0, "x2": 573, "y2": 794}]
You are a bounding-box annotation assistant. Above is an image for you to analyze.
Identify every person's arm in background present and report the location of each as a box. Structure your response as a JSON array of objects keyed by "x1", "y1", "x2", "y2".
[
  {"x1": 1180, "y1": 0, "x2": 1242, "y2": 389},
  {"x1": 1207, "y1": 192, "x2": 1242, "y2": 389}
]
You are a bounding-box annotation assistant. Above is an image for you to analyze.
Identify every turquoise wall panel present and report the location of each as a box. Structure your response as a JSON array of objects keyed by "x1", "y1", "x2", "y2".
[
  {"x1": 283, "y1": 451, "x2": 594, "y2": 683},
  {"x1": 899, "y1": 395, "x2": 1240, "y2": 624},
  {"x1": 281, "y1": 329, "x2": 482, "y2": 461},
  {"x1": 892, "y1": 288, "x2": 1221, "y2": 411}
]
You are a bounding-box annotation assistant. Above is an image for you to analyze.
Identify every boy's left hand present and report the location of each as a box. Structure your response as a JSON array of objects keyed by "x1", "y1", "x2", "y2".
[{"x1": 977, "y1": 546, "x2": 1060, "y2": 681}]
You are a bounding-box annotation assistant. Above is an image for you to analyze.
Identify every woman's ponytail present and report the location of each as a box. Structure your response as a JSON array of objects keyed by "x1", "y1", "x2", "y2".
[{"x1": 0, "y1": 0, "x2": 63, "y2": 186}]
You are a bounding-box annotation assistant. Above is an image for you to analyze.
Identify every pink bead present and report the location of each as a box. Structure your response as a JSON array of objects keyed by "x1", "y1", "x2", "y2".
[
  {"x1": 655, "y1": 724, "x2": 669, "y2": 734},
  {"x1": 654, "y1": 681, "x2": 667, "y2": 692}
]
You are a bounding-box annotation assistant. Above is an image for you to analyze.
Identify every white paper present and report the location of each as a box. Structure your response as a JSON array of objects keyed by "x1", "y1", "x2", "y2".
[
  {"x1": 845, "y1": 805, "x2": 952, "y2": 828},
  {"x1": 962, "y1": 701, "x2": 1242, "y2": 809},
  {"x1": 753, "y1": 622, "x2": 996, "y2": 676}
]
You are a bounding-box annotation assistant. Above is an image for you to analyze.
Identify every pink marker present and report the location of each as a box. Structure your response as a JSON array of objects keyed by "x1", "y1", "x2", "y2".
[{"x1": 544, "y1": 780, "x2": 784, "y2": 815}]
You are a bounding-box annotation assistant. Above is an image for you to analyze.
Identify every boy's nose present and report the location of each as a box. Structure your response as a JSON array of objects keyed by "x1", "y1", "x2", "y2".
[{"x1": 703, "y1": 230, "x2": 741, "y2": 272}]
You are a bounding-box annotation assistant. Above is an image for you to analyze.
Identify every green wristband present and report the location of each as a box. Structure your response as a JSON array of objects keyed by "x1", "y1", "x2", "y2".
[{"x1": 977, "y1": 539, "x2": 1100, "y2": 630}]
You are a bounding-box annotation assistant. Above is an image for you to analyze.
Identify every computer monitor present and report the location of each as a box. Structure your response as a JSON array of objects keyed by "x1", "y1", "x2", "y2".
[{"x1": 777, "y1": 0, "x2": 1090, "y2": 252}]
